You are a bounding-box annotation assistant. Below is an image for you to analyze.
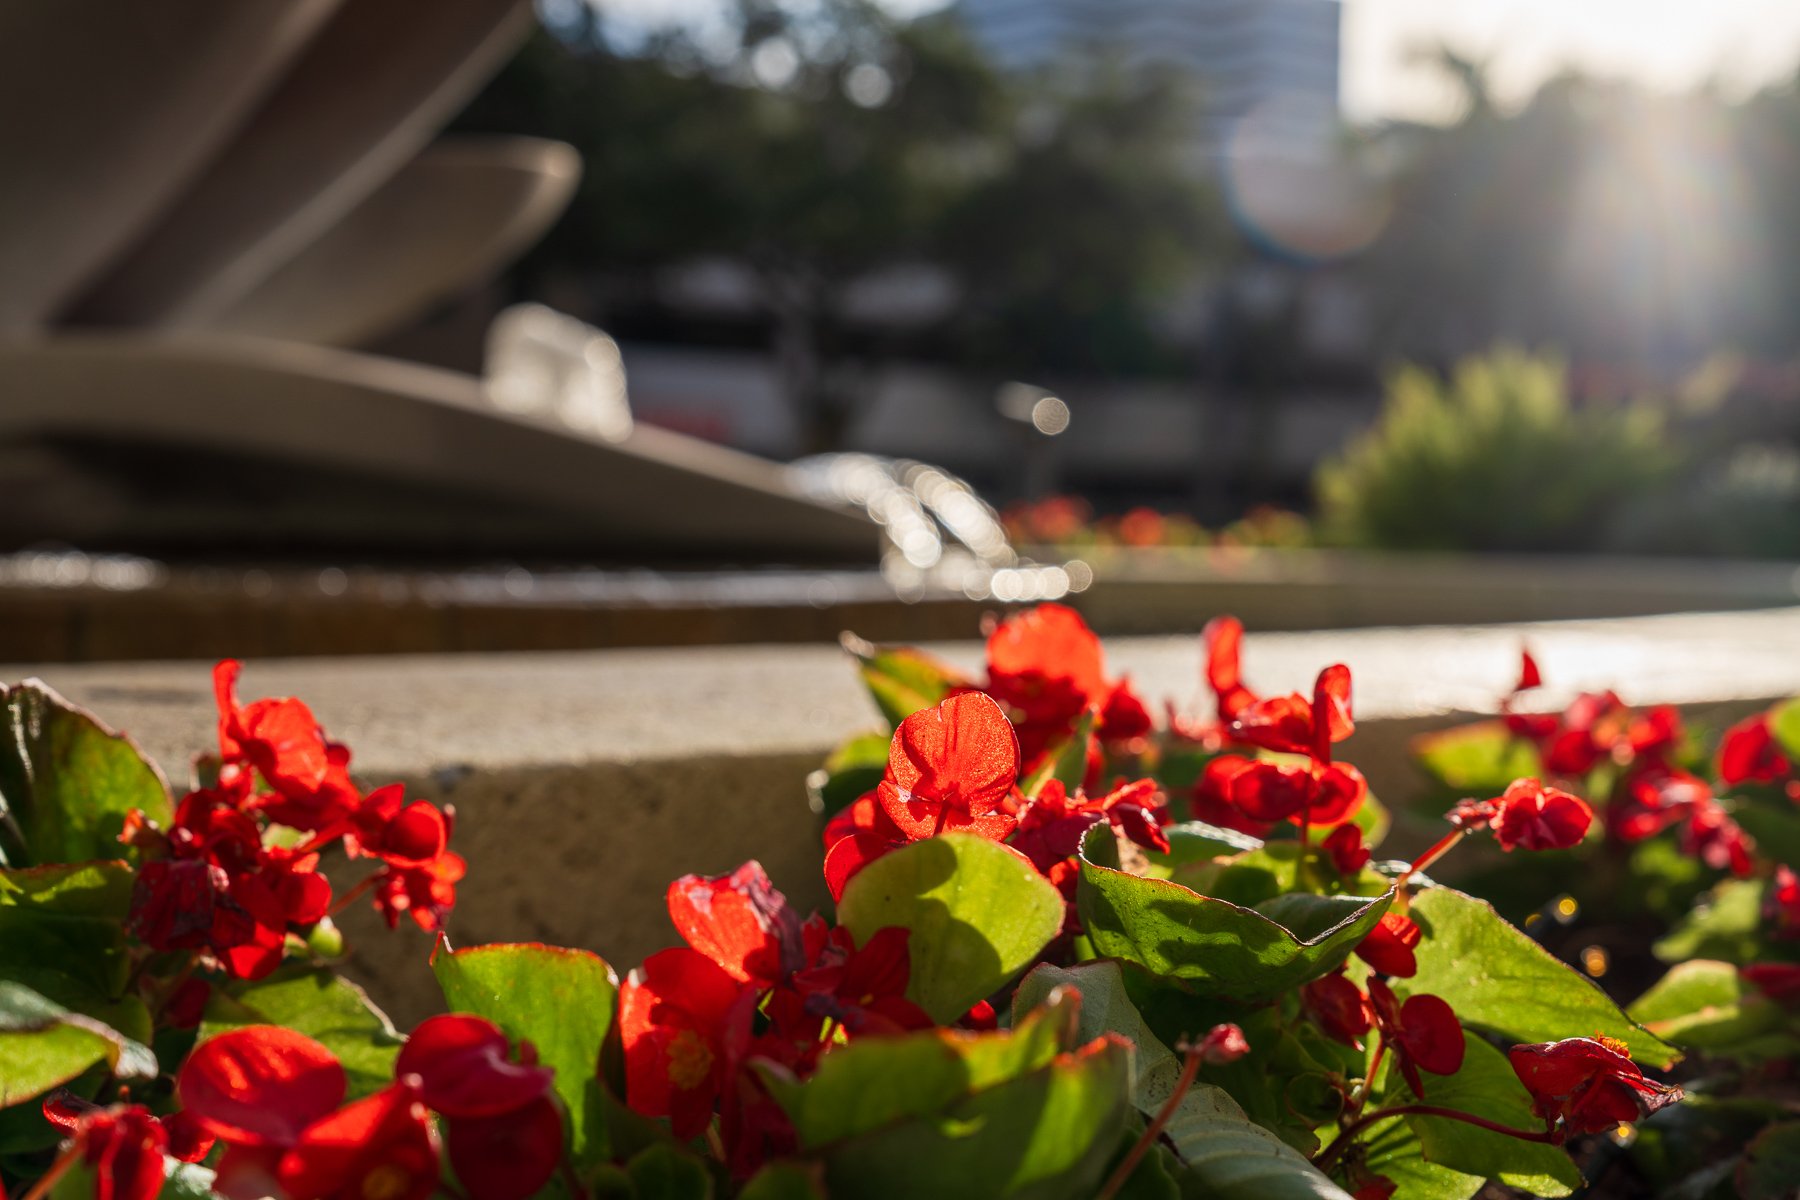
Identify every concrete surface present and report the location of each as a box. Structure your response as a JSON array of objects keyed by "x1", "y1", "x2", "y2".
[{"x1": 9, "y1": 608, "x2": 1796, "y2": 1021}]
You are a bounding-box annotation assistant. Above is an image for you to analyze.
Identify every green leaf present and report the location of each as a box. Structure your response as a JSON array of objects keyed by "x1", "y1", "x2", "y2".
[
  {"x1": 762, "y1": 989, "x2": 1130, "y2": 1198},
  {"x1": 1728, "y1": 803, "x2": 1800, "y2": 871},
  {"x1": 1654, "y1": 878, "x2": 1766, "y2": 965},
  {"x1": 434, "y1": 941, "x2": 619, "y2": 1166},
  {"x1": 1379, "y1": 1037, "x2": 1579, "y2": 1195},
  {"x1": 1138, "y1": 823, "x2": 1264, "y2": 881},
  {"x1": 1077, "y1": 825, "x2": 1394, "y2": 1000},
  {"x1": 841, "y1": 635, "x2": 971, "y2": 729},
  {"x1": 0, "y1": 681, "x2": 171, "y2": 866},
  {"x1": 1629, "y1": 960, "x2": 1789, "y2": 1051},
  {"x1": 1767, "y1": 698, "x2": 1800, "y2": 763},
  {"x1": 1020, "y1": 710, "x2": 1097, "y2": 799},
  {"x1": 1411, "y1": 721, "x2": 1541, "y2": 794},
  {"x1": 1359, "y1": 1114, "x2": 1484, "y2": 1200},
  {"x1": 1015, "y1": 961, "x2": 1353, "y2": 1200},
  {"x1": 837, "y1": 833, "x2": 1064, "y2": 1023},
  {"x1": 1738, "y1": 1119, "x2": 1800, "y2": 1200},
  {"x1": 1400, "y1": 886, "x2": 1680, "y2": 1068},
  {"x1": 201, "y1": 966, "x2": 402, "y2": 1098},
  {"x1": 0, "y1": 980, "x2": 155, "y2": 1107},
  {"x1": 809, "y1": 733, "x2": 890, "y2": 817},
  {"x1": 0, "y1": 862, "x2": 135, "y2": 996},
  {"x1": 625, "y1": 1144, "x2": 715, "y2": 1200},
  {"x1": 738, "y1": 1163, "x2": 827, "y2": 1200}
]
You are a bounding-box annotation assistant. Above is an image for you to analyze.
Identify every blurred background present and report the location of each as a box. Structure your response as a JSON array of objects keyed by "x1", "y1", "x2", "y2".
[{"x1": 9, "y1": 0, "x2": 1800, "y2": 658}]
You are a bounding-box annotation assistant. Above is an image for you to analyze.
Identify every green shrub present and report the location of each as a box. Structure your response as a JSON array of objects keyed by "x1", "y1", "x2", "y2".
[{"x1": 1316, "y1": 349, "x2": 1678, "y2": 552}]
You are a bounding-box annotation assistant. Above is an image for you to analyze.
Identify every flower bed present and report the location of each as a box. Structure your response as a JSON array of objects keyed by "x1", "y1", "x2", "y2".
[{"x1": 0, "y1": 605, "x2": 1789, "y2": 1198}]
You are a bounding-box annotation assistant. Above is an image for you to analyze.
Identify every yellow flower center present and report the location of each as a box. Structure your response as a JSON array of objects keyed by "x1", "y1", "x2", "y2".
[{"x1": 667, "y1": 1028, "x2": 715, "y2": 1090}]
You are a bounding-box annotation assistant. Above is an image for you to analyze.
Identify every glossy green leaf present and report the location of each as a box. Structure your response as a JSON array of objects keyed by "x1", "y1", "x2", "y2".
[
  {"x1": 1078, "y1": 825, "x2": 1394, "y2": 1000},
  {"x1": 737, "y1": 1163, "x2": 826, "y2": 1200},
  {"x1": 1138, "y1": 823, "x2": 1264, "y2": 880},
  {"x1": 0, "y1": 981, "x2": 155, "y2": 1108},
  {"x1": 1767, "y1": 698, "x2": 1800, "y2": 763},
  {"x1": 1379, "y1": 1037, "x2": 1579, "y2": 1195},
  {"x1": 0, "y1": 681, "x2": 171, "y2": 866},
  {"x1": 842, "y1": 635, "x2": 970, "y2": 729},
  {"x1": 201, "y1": 966, "x2": 402, "y2": 1098},
  {"x1": 434, "y1": 940, "x2": 619, "y2": 1166},
  {"x1": 1654, "y1": 878, "x2": 1765, "y2": 965},
  {"x1": 1410, "y1": 720, "x2": 1541, "y2": 794},
  {"x1": 1359, "y1": 1115, "x2": 1483, "y2": 1200},
  {"x1": 1739, "y1": 1119, "x2": 1800, "y2": 1200},
  {"x1": 1399, "y1": 886, "x2": 1679, "y2": 1068},
  {"x1": 0, "y1": 862, "x2": 134, "y2": 996},
  {"x1": 838, "y1": 832, "x2": 1064, "y2": 1022},
  {"x1": 1629, "y1": 960, "x2": 1788, "y2": 1051},
  {"x1": 1015, "y1": 961, "x2": 1353, "y2": 1200}
]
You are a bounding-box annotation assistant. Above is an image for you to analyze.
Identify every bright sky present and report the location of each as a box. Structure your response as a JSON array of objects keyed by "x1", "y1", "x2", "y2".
[{"x1": 586, "y1": 0, "x2": 1800, "y2": 123}]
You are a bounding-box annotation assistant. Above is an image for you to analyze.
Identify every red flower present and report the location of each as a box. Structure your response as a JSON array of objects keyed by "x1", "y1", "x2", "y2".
[
  {"x1": 781, "y1": 924, "x2": 934, "y2": 1038},
  {"x1": 1012, "y1": 778, "x2": 1171, "y2": 878},
  {"x1": 41, "y1": 1103, "x2": 167, "y2": 1200},
  {"x1": 349, "y1": 785, "x2": 450, "y2": 867},
  {"x1": 1768, "y1": 865, "x2": 1800, "y2": 939},
  {"x1": 621, "y1": 946, "x2": 753, "y2": 1138},
  {"x1": 1195, "y1": 1023, "x2": 1250, "y2": 1064},
  {"x1": 877, "y1": 692, "x2": 1021, "y2": 841},
  {"x1": 372, "y1": 849, "x2": 466, "y2": 932},
  {"x1": 1202, "y1": 616, "x2": 1258, "y2": 722},
  {"x1": 985, "y1": 603, "x2": 1107, "y2": 729},
  {"x1": 1368, "y1": 978, "x2": 1464, "y2": 1098},
  {"x1": 213, "y1": 659, "x2": 331, "y2": 798},
  {"x1": 178, "y1": 1026, "x2": 347, "y2": 1148},
  {"x1": 274, "y1": 1082, "x2": 440, "y2": 1200},
  {"x1": 1304, "y1": 972, "x2": 1372, "y2": 1048},
  {"x1": 1200, "y1": 755, "x2": 1367, "y2": 828},
  {"x1": 1489, "y1": 778, "x2": 1593, "y2": 852},
  {"x1": 1508, "y1": 1037, "x2": 1682, "y2": 1140},
  {"x1": 1515, "y1": 650, "x2": 1544, "y2": 692},
  {"x1": 1355, "y1": 912, "x2": 1423, "y2": 978},
  {"x1": 1681, "y1": 800, "x2": 1754, "y2": 878},
  {"x1": 1230, "y1": 664, "x2": 1354, "y2": 760},
  {"x1": 1607, "y1": 768, "x2": 1708, "y2": 843},
  {"x1": 395, "y1": 1014, "x2": 561, "y2": 1200},
  {"x1": 1719, "y1": 713, "x2": 1791, "y2": 786},
  {"x1": 667, "y1": 861, "x2": 806, "y2": 987},
  {"x1": 1323, "y1": 823, "x2": 1370, "y2": 876},
  {"x1": 1742, "y1": 962, "x2": 1800, "y2": 1006}
]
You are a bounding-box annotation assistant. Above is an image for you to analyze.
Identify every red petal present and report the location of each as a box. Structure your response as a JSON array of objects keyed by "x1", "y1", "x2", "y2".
[
  {"x1": 1492, "y1": 778, "x2": 1593, "y2": 852},
  {"x1": 1398, "y1": 993, "x2": 1465, "y2": 1079},
  {"x1": 277, "y1": 1084, "x2": 439, "y2": 1200},
  {"x1": 178, "y1": 1026, "x2": 346, "y2": 1147},
  {"x1": 1516, "y1": 650, "x2": 1543, "y2": 692},
  {"x1": 986, "y1": 604, "x2": 1107, "y2": 702},
  {"x1": 887, "y1": 692, "x2": 1021, "y2": 819},
  {"x1": 445, "y1": 1095, "x2": 564, "y2": 1200},
  {"x1": 395, "y1": 1014, "x2": 554, "y2": 1119},
  {"x1": 1312, "y1": 664, "x2": 1354, "y2": 759},
  {"x1": 667, "y1": 862, "x2": 803, "y2": 985},
  {"x1": 1355, "y1": 911, "x2": 1422, "y2": 978},
  {"x1": 620, "y1": 948, "x2": 746, "y2": 1139},
  {"x1": 824, "y1": 832, "x2": 902, "y2": 902},
  {"x1": 1229, "y1": 760, "x2": 1314, "y2": 822}
]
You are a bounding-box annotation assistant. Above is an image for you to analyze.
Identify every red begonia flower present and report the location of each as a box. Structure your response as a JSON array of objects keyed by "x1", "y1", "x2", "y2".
[
  {"x1": 444, "y1": 1093, "x2": 564, "y2": 1200},
  {"x1": 1507, "y1": 1037, "x2": 1681, "y2": 1140},
  {"x1": 1191, "y1": 757, "x2": 1275, "y2": 837},
  {"x1": 1323, "y1": 823, "x2": 1370, "y2": 876},
  {"x1": 1305, "y1": 972, "x2": 1373, "y2": 1048},
  {"x1": 1345, "y1": 1160, "x2": 1398, "y2": 1200},
  {"x1": 1013, "y1": 778, "x2": 1171, "y2": 876},
  {"x1": 1516, "y1": 650, "x2": 1543, "y2": 692},
  {"x1": 985, "y1": 603, "x2": 1107, "y2": 728},
  {"x1": 276, "y1": 1082, "x2": 439, "y2": 1200},
  {"x1": 178, "y1": 1026, "x2": 347, "y2": 1147},
  {"x1": 1489, "y1": 778, "x2": 1593, "y2": 852},
  {"x1": 621, "y1": 946, "x2": 752, "y2": 1138},
  {"x1": 373, "y1": 850, "x2": 466, "y2": 932},
  {"x1": 878, "y1": 692, "x2": 1021, "y2": 841},
  {"x1": 1769, "y1": 865, "x2": 1800, "y2": 938},
  {"x1": 1355, "y1": 912, "x2": 1423, "y2": 978},
  {"x1": 668, "y1": 861, "x2": 806, "y2": 986},
  {"x1": 213, "y1": 659, "x2": 331, "y2": 797},
  {"x1": 349, "y1": 785, "x2": 449, "y2": 867},
  {"x1": 1607, "y1": 768, "x2": 1706, "y2": 843},
  {"x1": 159, "y1": 1110, "x2": 215, "y2": 1164},
  {"x1": 1196, "y1": 1023, "x2": 1250, "y2": 1064},
  {"x1": 785, "y1": 925, "x2": 934, "y2": 1037},
  {"x1": 822, "y1": 790, "x2": 905, "y2": 852},
  {"x1": 394, "y1": 1014, "x2": 555, "y2": 1119},
  {"x1": 1203, "y1": 616, "x2": 1258, "y2": 721},
  {"x1": 1231, "y1": 664, "x2": 1354, "y2": 760},
  {"x1": 1681, "y1": 800, "x2": 1754, "y2": 877},
  {"x1": 1742, "y1": 962, "x2": 1800, "y2": 1006},
  {"x1": 1627, "y1": 706, "x2": 1683, "y2": 763},
  {"x1": 1719, "y1": 713, "x2": 1791, "y2": 786},
  {"x1": 1219, "y1": 756, "x2": 1367, "y2": 827},
  {"x1": 823, "y1": 830, "x2": 901, "y2": 902},
  {"x1": 48, "y1": 1104, "x2": 167, "y2": 1200},
  {"x1": 1100, "y1": 679, "x2": 1154, "y2": 742},
  {"x1": 1368, "y1": 978, "x2": 1464, "y2": 1098}
]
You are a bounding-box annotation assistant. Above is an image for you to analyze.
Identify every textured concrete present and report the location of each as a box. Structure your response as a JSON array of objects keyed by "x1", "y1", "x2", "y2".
[{"x1": 11, "y1": 607, "x2": 1799, "y2": 1021}]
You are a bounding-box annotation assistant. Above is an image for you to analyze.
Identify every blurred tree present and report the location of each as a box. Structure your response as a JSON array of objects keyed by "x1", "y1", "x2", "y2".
[{"x1": 452, "y1": 1, "x2": 1223, "y2": 450}]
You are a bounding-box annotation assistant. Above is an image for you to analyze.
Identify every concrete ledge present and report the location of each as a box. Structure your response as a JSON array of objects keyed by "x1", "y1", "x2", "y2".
[{"x1": 11, "y1": 606, "x2": 1800, "y2": 1021}]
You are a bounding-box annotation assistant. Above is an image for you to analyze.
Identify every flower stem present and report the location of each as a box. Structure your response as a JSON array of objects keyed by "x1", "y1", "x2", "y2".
[
  {"x1": 21, "y1": 1144, "x2": 81, "y2": 1200},
  {"x1": 1096, "y1": 1042, "x2": 1205, "y2": 1200},
  {"x1": 1315, "y1": 1103, "x2": 1554, "y2": 1172},
  {"x1": 328, "y1": 872, "x2": 378, "y2": 917},
  {"x1": 1393, "y1": 827, "x2": 1473, "y2": 889}
]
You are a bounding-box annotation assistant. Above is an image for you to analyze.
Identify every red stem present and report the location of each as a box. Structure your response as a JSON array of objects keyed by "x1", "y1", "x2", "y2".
[
  {"x1": 1316, "y1": 1103, "x2": 1554, "y2": 1171},
  {"x1": 21, "y1": 1145, "x2": 81, "y2": 1200},
  {"x1": 328, "y1": 873, "x2": 378, "y2": 917},
  {"x1": 1393, "y1": 827, "x2": 1473, "y2": 889},
  {"x1": 1097, "y1": 1043, "x2": 1205, "y2": 1200}
]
